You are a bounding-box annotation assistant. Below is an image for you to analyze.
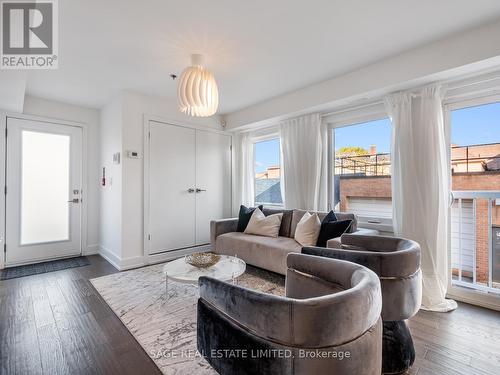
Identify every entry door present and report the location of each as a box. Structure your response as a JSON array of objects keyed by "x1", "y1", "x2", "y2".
[
  {"x1": 149, "y1": 121, "x2": 196, "y2": 253},
  {"x1": 5, "y1": 118, "x2": 82, "y2": 266},
  {"x1": 195, "y1": 130, "x2": 232, "y2": 244}
]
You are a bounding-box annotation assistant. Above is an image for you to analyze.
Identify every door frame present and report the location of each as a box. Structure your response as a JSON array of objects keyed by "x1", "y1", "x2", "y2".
[
  {"x1": 143, "y1": 114, "x2": 233, "y2": 265},
  {"x1": 0, "y1": 111, "x2": 89, "y2": 269},
  {"x1": 443, "y1": 94, "x2": 500, "y2": 311}
]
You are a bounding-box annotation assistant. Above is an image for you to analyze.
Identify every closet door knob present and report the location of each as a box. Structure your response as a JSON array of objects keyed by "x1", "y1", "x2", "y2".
[
  {"x1": 187, "y1": 188, "x2": 195, "y2": 193},
  {"x1": 196, "y1": 188, "x2": 206, "y2": 193}
]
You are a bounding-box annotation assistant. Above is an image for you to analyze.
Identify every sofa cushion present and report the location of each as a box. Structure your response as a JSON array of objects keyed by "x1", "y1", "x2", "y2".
[
  {"x1": 244, "y1": 209, "x2": 283, "y2": 238},
  {"x1": 291, "y1": 211, "x2": 357, "y2": 235},
  {"x1": 293, "y1": 209, "x2": 357, "y2": 237},
  {"x1": 215, "y1": 232, "x2": 302, "y2": 275},
  {"x1": 294, "y1": 212, "x2": 321, "y2": 246},
  {"x1": 262, "y1": 208, "x2": 293, "y2": 238},
  {"x1": 237, "y1": 205, "x2": 263, "y2": 232}
]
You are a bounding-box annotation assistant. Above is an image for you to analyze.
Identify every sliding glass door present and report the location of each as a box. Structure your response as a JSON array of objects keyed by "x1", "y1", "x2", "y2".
[{"x1": 446, "y1": 99, "x2": 500, "y2": 306}]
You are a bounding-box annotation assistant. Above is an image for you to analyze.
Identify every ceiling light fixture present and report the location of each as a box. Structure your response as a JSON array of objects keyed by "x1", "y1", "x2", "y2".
[{"x1": 177, "y1": 54, "x2": 219, "y2": 117}]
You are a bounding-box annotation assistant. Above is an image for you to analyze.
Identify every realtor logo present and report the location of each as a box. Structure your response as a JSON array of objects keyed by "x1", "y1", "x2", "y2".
[{"x1": 1, "y1": 0, "x2": 58, "y2": 69}]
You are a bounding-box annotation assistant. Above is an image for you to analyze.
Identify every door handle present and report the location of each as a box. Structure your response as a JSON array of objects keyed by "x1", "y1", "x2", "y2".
[
  {"x1": 196, "y1": 188, "x2": 206, "y2": 193},
  {"x1": 68, "y1": 198, "x2": 80, "y2": 203},
  {"x1": 187, "y1": 188, "x2": 195, "y2": 193}
]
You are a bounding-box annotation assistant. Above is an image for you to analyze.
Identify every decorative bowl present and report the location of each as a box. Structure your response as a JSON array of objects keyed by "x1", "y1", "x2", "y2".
[{"x1": 185, "y1": 252, "x2": 220, "y2": 268}]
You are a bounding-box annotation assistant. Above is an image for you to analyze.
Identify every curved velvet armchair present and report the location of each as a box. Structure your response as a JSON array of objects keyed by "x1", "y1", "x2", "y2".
[
  {"x1": 303, "y1": 234, "x2": 422, "y2": 374},
  {"x1": 197, "y1": 253, "x2": 383, "y2": 375}
]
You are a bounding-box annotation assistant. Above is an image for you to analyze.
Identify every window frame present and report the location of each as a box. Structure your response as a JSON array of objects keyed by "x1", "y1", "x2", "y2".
[
  {"x1": 325, "y1": 104, "x2": 393, "y2": 231},
  {"x1": 252, "y1": 133, "x2": 284, "y2": 208}
]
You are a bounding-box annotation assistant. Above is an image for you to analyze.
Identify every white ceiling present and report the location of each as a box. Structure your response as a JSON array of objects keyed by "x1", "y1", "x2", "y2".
[{"x1": 20, "y1": 0, "x2": 500, "y2": 113}]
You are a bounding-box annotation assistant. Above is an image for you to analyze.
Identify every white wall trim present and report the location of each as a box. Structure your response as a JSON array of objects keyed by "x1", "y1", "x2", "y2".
[
  {"x1": 119, "y1": 255, "x2": 146, "y2": 270},
  {"x1": 99, "y1": 244, "x2": 211, "y2": 271},
  {"x1": 0, "y1": 112, "x2": 6, "y2": 269},
  {"x1": 99, "y1": 245, "x2": 145, "y2": 270},
  {"x1": 323, "y1": 101, "x2": 387, "y2": 128},
  {"x1": 0, "y1": 111, "x2": 90, "y2": 269},
  {"x1": 98, "y1": 245, "x2": 122, "y2": 270},
  {"x1": 145, "y1": 114, "x2": 226, "y2": 135},
  {"x1": 83, "y1": 244, "x2": 100, "y2": 256},
  {"x1": 447, "y1": 288, "x2": 500, "y2": 312},
  {"x1": 146, "y1": 244, "x2": 211, "y2": 266}
]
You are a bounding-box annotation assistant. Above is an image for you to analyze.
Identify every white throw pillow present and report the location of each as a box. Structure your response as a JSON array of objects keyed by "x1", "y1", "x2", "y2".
[
  {"x1": 294, "y1": 212, "x2": 321, "y2": 246},
  {"x1": 244, "y1": 208, "x2": 283, "y2": 238}
]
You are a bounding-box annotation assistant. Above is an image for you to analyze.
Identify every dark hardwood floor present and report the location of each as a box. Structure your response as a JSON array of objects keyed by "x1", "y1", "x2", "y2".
[
  {"x1": 0, "y1": 255, "x2": 161, "y2": 375},
  {"x1": 1, "y1": 254, "x2": 500, "y2": 375},
  {"x1": 408, "y1": 302, "x2": 500, "y2": 375}
]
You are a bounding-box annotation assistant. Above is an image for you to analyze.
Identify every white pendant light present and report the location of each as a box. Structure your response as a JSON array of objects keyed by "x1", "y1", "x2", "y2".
[{"x1": 177, "y1": 54, "x2": 219, "y2": 117}]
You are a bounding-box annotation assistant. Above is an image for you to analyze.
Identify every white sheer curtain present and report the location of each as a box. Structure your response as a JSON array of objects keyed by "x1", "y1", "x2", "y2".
[
  {"x1": 279, "y1": 113, "x2": 328, "y2": 211},
  {"x1": 233, "y1": 132, "x2": 254, "y2": 214},
  {"x1": 384, "y1": 84, "x2": 457, "y2": 312}
]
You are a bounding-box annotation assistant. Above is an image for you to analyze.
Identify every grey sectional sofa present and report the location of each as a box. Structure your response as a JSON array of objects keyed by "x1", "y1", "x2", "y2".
[{"x1": 210, "y1": 208, "x2": 378, "y2": 275}]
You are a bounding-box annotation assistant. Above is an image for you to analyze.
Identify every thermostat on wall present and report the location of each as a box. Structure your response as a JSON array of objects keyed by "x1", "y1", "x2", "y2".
[{"x1": 127, "y1": 150, "x2": 141, "y2": 159}]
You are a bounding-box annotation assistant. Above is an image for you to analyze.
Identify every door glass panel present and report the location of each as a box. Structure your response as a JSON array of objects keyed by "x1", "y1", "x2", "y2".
[
  {"x1": 450, "y1": 101, "x2": 500, "y2": 294},
  {"x1": 21, "y1": 130, "x2": 70, "y2": 245}
]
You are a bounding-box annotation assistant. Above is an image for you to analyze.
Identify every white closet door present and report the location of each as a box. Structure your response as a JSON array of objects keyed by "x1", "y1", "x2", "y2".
[
  {"x1": 149, "y1": 121, "x2": 196, "y2": 253},
  {"x1": 195, "y1": 130, "x2": 232, "y2": 245}
]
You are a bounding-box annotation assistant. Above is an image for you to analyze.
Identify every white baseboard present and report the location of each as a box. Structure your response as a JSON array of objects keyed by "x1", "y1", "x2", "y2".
[
  {"x1": 447, "y1": 289, "x2": 500, "y2": 312},
  {"x1": 98, "y1": 244, "x2": 211, "y2": 271},
  {"x1": 83, "y1": 244, "x2": 99, "y2": 256},
  {"x1": 119, "y1": 255, "x2": 146, "y2": 270},
  {"x1": 146, "y1": 244, "x2": 211, "y2": 266},
  {"x1": 98, "y1": 245, "x2": 122, "y2": 270},
  {"x1": 98, "y1": 245, "x2": 146, "y2": 271}
]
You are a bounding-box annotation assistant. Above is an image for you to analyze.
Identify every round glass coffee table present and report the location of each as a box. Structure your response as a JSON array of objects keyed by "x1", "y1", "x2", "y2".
[{"x1": 162, "y1": 254, "x2": 246, "y2": 297}]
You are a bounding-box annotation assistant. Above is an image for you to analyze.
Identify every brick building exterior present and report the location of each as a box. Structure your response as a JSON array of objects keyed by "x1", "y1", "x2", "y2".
[{"x1": 339, "y1": 172, "x2": 500, "y2": 284}]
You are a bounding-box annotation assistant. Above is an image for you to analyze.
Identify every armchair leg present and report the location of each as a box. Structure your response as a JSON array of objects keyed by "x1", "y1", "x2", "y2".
[{"x1": 382, "y1": 320, "x2": 415, "y2": 374}]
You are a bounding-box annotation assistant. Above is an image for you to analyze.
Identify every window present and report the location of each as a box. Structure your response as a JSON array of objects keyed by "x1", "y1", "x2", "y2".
[
  {"x1": 254, "y1": 138, "x2": 283, "y2": 206},
  {"x1": 333, "y1": 118, "x2": 392, "y2": 226},
  {"x1": 448, "y1": 100, "x2": 500, "y2": 294}
]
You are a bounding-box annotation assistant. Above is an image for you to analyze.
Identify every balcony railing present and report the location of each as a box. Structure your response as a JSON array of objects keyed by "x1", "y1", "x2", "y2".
[
  {"x1": 451, "y1": 143, "x2": 500, "y2": 173},
  {"x1": 335, "y1": 142, "x2": 500, "y2": 176},
  {"x1": 451, "y1": 190, "x2": 500, "y2": 295},
  {"x1": 335, "y1": 153, "x2": 391, "y2": 176}
]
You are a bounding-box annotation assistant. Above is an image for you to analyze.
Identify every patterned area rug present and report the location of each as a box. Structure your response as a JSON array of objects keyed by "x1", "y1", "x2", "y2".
[
  {"x1": 0, "y1": 256, "x2": 90, "y2": 280},
  {"x1": 90, "y1": 262, "x2": 285, "y2": 375}
]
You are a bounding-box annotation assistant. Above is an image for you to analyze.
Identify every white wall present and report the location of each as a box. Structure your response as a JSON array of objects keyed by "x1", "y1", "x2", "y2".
[
  {"x1": 23, "y1": 96, "x2": 101, "y2": 254},
  {"x1": 99, "y1": 96, "x2": 123, "y2": 265},
  {"x1": 0, "y1": 72, "x2": 26, "y2": 113},
  {"x1": 98, "y1": 91, "x2": 222, "y2": 269},
  {"x1": 121, "y1": 91, "x2": 221, "y2": 266},
  {"x1": 225, "y1": 19, "x2": 500, "y2": 130}
]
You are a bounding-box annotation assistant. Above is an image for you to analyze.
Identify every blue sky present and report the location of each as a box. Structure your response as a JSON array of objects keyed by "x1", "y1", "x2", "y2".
[
  {"x1": 254, "y1": 138, "x2": 280, "y2": 173},
  {"x1": 254, "y1": 102, "x2": 500, "y2": 172},
  {"x1": 335, "y1": 118, "x2": 391, "y2": 154},
  {"x1": 451, "y1": 102, "x2": 500, "y2": 146}
]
